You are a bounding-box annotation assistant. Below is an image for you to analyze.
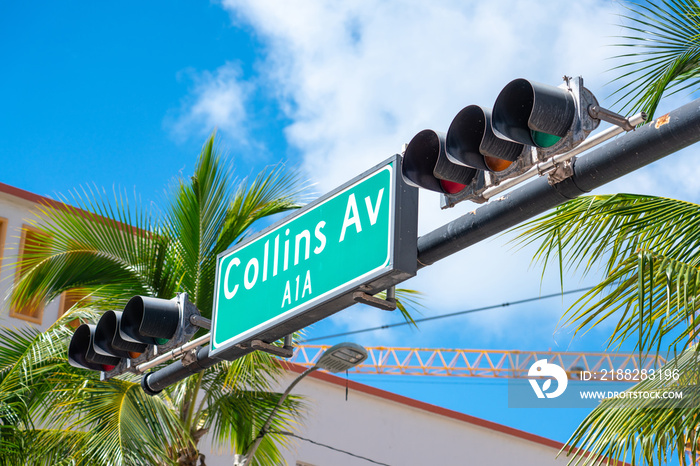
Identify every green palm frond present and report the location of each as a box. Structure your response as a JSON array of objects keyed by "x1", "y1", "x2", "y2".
[
  {"x1": 220, "y1": 164, "x2": 305, "y2": 252},
  {"x1": 562, "y1": 348, "x2": 700, "y2": 466},
  {"x1": 0, "y1": 318, "x2": 83, "y2": 428},
  {"x1": 11, "y1": 185, "x2": 174, "y2": 310},
  {"x1": 163, "y1": 136, "x2": 232, "y2": 312},
  {"x1": 196, "y1": 352, "x2": 287, "y2": 434},
  {"x1": 515, "y1": 194, "x2": 700, "y2": 465},
  {"x1": 203, "y1": 388, "x2": 302, "y2": 465},
  {"x1": 514, "y1": 194, "x2": 700, "y2": 354},
  {"x1": 610, "y1": 0, "x2": 700, "y2": 118},
  {"x1": 163, "y1": 136, "x2": 302, "y2": 319},
  {"x1": 0, "y1": 428, "x2": 88, "y2": 466},
  {"x1": 217, "y1": 351, "x2": 281, "y2": 393},
  {"x1": 560, "y1": 250, "x2": 700, "y2": 353},
  {"x1": 75, "y1": 380, "x2": 186, "y2": 465},
  {"x1": 0, "y1": 307, "x2": 188, "y2": 465},
  {"x1": 0, "y1": 326, "x2": 39, "y2": 382}
]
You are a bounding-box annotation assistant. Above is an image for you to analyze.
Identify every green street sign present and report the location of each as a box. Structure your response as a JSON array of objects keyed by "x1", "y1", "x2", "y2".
[{"x1": 210, "y1": 155, "x2": 417, "y2": 357}]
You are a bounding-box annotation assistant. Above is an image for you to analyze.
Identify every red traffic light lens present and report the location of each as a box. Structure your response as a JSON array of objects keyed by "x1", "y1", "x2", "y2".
[{"x1": 439, "y1": 180, "x2": 466, "y2": 194}]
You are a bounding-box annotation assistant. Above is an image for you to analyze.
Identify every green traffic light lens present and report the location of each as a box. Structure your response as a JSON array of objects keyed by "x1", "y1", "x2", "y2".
[
  {"x1": 531, "y1": 130, "x2": 561, "y2": 148},
  {"x1": 155, "y1": 337, "x2": 169, "y2": 345}
]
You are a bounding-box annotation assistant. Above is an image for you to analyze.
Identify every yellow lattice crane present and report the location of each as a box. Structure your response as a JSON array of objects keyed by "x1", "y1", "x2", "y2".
[{"x1": 291, "y1": 345, "x2": 665, "y2": 381}]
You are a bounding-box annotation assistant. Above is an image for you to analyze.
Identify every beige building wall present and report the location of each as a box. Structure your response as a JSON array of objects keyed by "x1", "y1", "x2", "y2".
[
  {"x1": 0, "y1": 184, "x2": 67, "y2": 332},
  {"x1": 204, "y1": 364, "x2": 572, "y2": 466}
]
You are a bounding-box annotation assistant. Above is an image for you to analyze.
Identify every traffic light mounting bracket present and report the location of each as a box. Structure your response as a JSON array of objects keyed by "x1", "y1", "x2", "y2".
[
  {"x1": 250, "y1": 339, "x2": 294, "y2": 358},
  {"x1": 353, "y1": 285, "x2": 397, "y2": 311},
  {"x1": 545, "y1": 159, "x2": 575, "y2": 185}
]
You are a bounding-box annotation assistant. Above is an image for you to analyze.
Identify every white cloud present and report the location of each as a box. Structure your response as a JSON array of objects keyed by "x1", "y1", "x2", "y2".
[
  {"x1": 210, "y1": 0, "x2": 700, "y2": 347},
  {"x1": 222, "y1": 0, "x2": 622, "y2": 191},
  {"x1": 168, "y1": 62, "x2": 251, "y2": 141}
]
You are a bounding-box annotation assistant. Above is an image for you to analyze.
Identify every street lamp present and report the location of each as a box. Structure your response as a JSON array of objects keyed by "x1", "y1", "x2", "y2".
[{"x1": 236, "y1": 342, "x2": 368, "y2": 466}]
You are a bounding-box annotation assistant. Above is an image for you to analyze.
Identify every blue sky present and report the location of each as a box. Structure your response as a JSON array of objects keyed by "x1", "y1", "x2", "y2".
[{"x1": 3, "y1": 0, "x2": 700, "y2": 449}]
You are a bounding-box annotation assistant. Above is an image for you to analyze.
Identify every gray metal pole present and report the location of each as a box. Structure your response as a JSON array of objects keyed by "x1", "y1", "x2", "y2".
[
  {"x1": 417, "y1": 98, "x2": 700, "y2": 268},
  {"x1": 142, "y1": 99, "x2": 700, "y2": 393}
]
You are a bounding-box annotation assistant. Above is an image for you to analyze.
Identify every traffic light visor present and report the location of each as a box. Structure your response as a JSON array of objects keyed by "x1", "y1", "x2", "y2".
[
  {"x1": 402, "y1": 129, "x2": 475, "y2": 193},
  {"x1": 68, "y1": 324, "x2": 121, "y2": 371},
  {"x1": 446, "y1": 105, "x2": 524, "y2": 172},
  {"x1": 492, "y1": 78, "x2": 575, "y2": 148},
  {"x1": 95, "y1": 310, "x2": 147, "y2": 358},
  {"x1": 120, "y1": 296, "x2": 180, "y2": 345}
]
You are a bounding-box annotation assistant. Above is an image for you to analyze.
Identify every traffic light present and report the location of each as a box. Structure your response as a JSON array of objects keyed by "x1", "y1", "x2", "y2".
[
  {"x1": 94, "y1": 310, "x2": 147, "y2": 360},
  {"x1": 119, "y1": 296, "x2": 181, "y2": 346},
  {"x1": 491, "y1": 77, "x2": 599, "y2": 154},
  {"x1": 446, "y1": 105, "x2": 524, "y2": 173},
  {"x1": 68, "y1": 324, "x2": 121, "y2": 372},
  {"x1": 492, "y1": 78, "x2": 576, "y2": 148},
  {"x1": 401, "y1": 129, "x2": 477, "y2": 194},
  {"x1": 68, "y1": 293, "x2": 202, "y2": 376},
  {"x1": 402, "y1": 76, "x2": 603, "y2": 205}
]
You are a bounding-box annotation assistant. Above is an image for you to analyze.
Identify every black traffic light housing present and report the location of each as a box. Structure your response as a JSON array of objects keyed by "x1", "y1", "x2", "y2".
[
  {"x1": 68, "y1": 324, "x2": 121, "y2": 372},
  {"x1": 492, "y1": 78, "x2": 576, "y2": 148},
  {"x1": 120, "y1": 296, "x2": 181, "y2": 346},
  {"x1": 445, "y1": 105, "x2": 524, "y2": 172},
  {"x1": 94, "y1": 310, "x2": 147, "y2": 358},
  {"x1": 401, "y1": 76, "x2": 602, "y2": 206},
  {"x1": 491, "y1": 77, "x2": 599, "y2": 155},
  {"x1": 401, "y1": 129, "x2": 476, "y2": 194},
  {"x1": 68, "y1": 292, "x2": 201, "y2": 377}
]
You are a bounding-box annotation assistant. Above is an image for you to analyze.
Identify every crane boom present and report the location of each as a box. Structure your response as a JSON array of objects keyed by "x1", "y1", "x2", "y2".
[{"x1": 291, "y1": 345, "x2": 665, "y2": 381}]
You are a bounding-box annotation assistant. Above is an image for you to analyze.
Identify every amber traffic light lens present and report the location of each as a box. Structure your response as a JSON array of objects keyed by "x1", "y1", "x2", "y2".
[{"x1": 484, "y1": 156, "x2": 513, "y2": 172}]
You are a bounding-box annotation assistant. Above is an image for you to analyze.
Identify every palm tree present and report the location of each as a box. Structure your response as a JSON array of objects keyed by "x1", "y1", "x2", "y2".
[
  {"x1": 511, "y1": 2, "x2": 700, "y2": 464},
  {"x1": 0, "y1": 134, "x2": 306, "y2": 465},
  {"x1": 610, "y1": 0, "x2": 700, "y2": 119},
  {"x1": 516, "y1": 195, "x2": 700, "y2": 465}
]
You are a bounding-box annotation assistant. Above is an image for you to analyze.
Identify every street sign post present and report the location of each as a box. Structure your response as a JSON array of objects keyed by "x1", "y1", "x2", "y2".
[{"x1": 210, "y1": 154, "x2": 418, "y2": 358}]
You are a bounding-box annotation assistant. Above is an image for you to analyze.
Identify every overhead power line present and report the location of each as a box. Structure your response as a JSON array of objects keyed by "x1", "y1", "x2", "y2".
[
  {"x1": 271, "y1": 430, "x2": 391, "y2": 466},
  {"x1": 301, "y1": 286, "x2": 594, "y2": 343}
]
